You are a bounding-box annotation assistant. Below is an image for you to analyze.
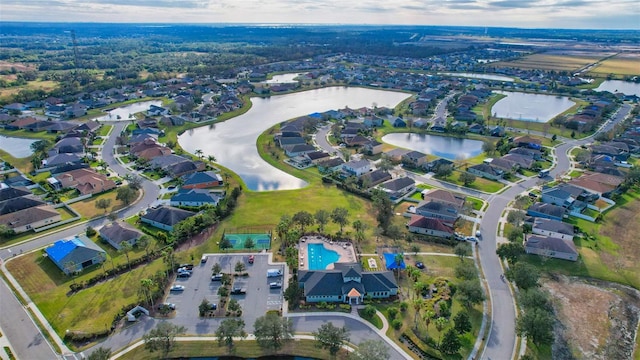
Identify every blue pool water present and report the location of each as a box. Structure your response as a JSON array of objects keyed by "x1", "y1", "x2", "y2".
[{"x1": 307, "y1": 243, "x2": 340, "y2": 270}]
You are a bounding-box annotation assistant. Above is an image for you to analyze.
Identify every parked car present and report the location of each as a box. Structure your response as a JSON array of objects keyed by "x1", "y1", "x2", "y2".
[
  {"x1": 170, "y1": 284, "x2": 185, "y2": 292},
  {"x1": 158, "y1": 303, "x2": 176, "y2": 310},
  {"x1": 177, "y1": 264, "x2": 194, "y2": 270},
  {"x1": 267, "y1": 269, "x2": 282, "y2": 277},
  {"x1": 465, "y1": 236, "x2": 477, "y2": 242},
  {"x1": 201, "y1": 255, "x2": 207, "y2": 264},
  {"x1": 207, "y1": 303, "x2": 218, "y2": 310},
  {"x1": 177, "y1": 271, "x2": 191, "y2": 278},
  {"x1": 269, "y1": 282, "x2": 282, "y2": 289},
  {"x1": 248, "y1": 255, "x2": 255, "y2": 264},
  {"x1": 231, "y1": 287, "x2": 247, "y2": 295},
  {"x1": 415, "y1": 262, "x2": 425, "y2": 269},
  {"x1": 211, "y1": 273, "x2": 223, "y2": 281}
]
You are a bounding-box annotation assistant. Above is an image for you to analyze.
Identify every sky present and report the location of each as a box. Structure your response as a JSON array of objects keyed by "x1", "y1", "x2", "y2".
[{"x1": 1, "y1": 0, "x2": 639, "y2": 29}]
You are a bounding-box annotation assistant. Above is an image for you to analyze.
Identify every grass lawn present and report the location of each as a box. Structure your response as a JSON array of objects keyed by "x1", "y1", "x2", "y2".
[
  {"x1": 91, "y1": 138, "x2": 105, "y2": 146},
  {"x1": 465, "y1": 196, "x2": 484, "y2": 211},
  {"x1": 409, "y1": 192, "x2": 423, "y2": 201},
  {"x1": 69, "y1": 190, "x2": 131, "y2": 219},
  {"x1": 118, "y1": 339, "x2": 344, "y2": 360},
  {"x1": 6, "y1": 252, "x2": 167, "y2": 337},
  {"x1": 361, "y1": 256, "x2": 381, "y2": 271},
  {"x1": 0, "y1": 150, "x2": 32, "y2": 174},
  {"x1": 435, "y1": 171, "x2": 504, "y2": 193},
  {"x1": 97, "y1": 125, "x2": 113, "y2": 137},
  {"x1": 416, "y1": 183, "x2": 433, "y2": 191},
  {"x1": 358, "y1": 308, "x2": 383, "y2": 329},
  {"x1": 142, "y1": 170, "x2": 164, "y2": 180},
  {"x1": 0, "y1": 128, "x2": 57, "y2": 141},
  {"x1": 57, "y1": 205, "x2": 78, "y2": 221},
  {"x1": 568, "y1": 170, "x2": 583, "y2": 178}
]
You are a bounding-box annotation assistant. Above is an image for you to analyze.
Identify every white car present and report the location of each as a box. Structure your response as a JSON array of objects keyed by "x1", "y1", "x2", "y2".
[
  {"x1": 170, "y1": 284, "x2": 185, "y2": 292},
  {"x1": 269, "y1": 282, "x2": 282, "y2": 289}
]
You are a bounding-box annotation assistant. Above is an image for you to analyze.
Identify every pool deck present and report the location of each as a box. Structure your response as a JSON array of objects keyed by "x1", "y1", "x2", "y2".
[{"x1": 298, "y1": 235, "x2": 357, "y2": 271}]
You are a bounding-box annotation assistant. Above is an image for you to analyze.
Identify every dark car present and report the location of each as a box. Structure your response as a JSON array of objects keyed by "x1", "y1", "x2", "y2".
[
  {"x1": 231, "y1": 287, "x2": 247, "y2": 295},
  {"x1": 177, "y1": 271, "x2": 191, "y2": 278},
  {"x1": 416, "y1": 262, "x2": 425, "y2": 269}
]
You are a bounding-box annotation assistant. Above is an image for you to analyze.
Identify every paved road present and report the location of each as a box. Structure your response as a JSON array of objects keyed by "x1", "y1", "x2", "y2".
[{"x1": 479, "y1": 103, "x2": 631, "y2": 360}]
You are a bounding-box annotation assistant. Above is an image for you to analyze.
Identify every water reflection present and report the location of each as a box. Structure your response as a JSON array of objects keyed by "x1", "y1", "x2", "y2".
[
  {"x1": 491, "y1": 91, "x2": 575, "y2": 122},
  {"x1": 595, "y1": 80, "x2": 640, "y2": 97},
  {"x1": 382, "y1": 133, "x2": 484, "y2": 160},
  {"x1": 92, "y1": 100, "x2": 162, "y2": 121},
  {"x1": 178, "y1": 87, "x2": 411, "y2": 191},
  {"x1": 0, "y1": 135, "x2": 37, "y2": 158}
]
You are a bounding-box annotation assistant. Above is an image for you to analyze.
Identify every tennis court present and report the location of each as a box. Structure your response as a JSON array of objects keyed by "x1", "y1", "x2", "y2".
[{"x1": 223, "y1": 233, "x2": 271, "y2": 250}]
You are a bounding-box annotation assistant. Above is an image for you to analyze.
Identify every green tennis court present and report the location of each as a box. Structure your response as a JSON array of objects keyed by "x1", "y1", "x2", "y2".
[{"x1": 223, "y1": 233, "x2": 271, "y2": 250}]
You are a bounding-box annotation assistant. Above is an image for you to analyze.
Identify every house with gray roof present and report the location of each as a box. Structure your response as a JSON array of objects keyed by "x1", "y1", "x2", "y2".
[
  {"x1": 378, "y1": 177, "x2": 416, "y2": 201},
  {"x1": 44, "y1": 153, "x2": 84, "y2": 167},
  {"x1": 467, "y1": 163, "x2": 504, "y2": 180},
  {"x1": 526, "y1": 203, "x2": 566, "y2": 222},
  {"x1": 45, "y1": 235, "x2": 107, "y2": 274},
  {"x1": 525, "y1": 235, "x2": 578, "y2": 261},
  {"x1": 415, "y1": 200, "x2": 459, "y2": 224},
  {"x1": 359, "y1": 169, "x2": 392, "y2": 188},
  {"x1": 99, "y1": 221, "x2": 143, "y2": 250},
  {"x1": 317, "y1": 158, "x2": 345, "y2": 174},
  {"x1": 181, "y1": 171, "x2": 223, "y2": 189},
  {"x1": 284, "y1": 144, "x2": 316, "y2": 157},
  {"x1": 297, "y1": 262, "x2": 397, "y2": 305},
  {"x1": 532, "y1": 218, "x2": 574, "y2": 241},
  {"x1": 170, "y1": 189, "x2": 222, "y2": 207},
  {"x1": 342, "y1": 159, "x2": 371, "y2": 177},
  {"x1": 402, "y1": 151, "x2": 428, "y2": 169},
  {"x1": 141, "y1": 206, "x2": 195, "y2": 231}
]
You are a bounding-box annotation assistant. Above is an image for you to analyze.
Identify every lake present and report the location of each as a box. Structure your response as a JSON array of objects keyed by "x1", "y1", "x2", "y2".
[
  {"x1": 491, "y1": 91, "x2": 575, "y2": 122},
  {"x1": 440, "y1": 72, "x2": 514, "y2": 82},
  {"x1": 261, "y1": 73, "x2": 305, "y2": 84},
  {"x1": 595, "y1": 80, "x2": 640, "y2": 97},
  {"x1": 382, "y1": 133, "x2": 484, "y2": 160},
  {"x1": 178, "y1": 86, "x2": 411, "y2": 191},
  {"x1": 0, "y1": 135, "x2": 37, "y2": 158},
  {"x1": 93, "y1": 100, "x2": 162, "y2": 121}
]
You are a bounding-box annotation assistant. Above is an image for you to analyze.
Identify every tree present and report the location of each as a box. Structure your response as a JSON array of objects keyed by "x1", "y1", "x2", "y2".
[
  {"x1": 95, "y1": 198, "x2": 112, "y2": 213},
  {"x1": 435, "y1": 164, "x2": 453, "y2": 179},
  {"x1": 519, "y1": 288, "x2": 552, "y2": 312},
  {"x1": 386, "y1": 224, "x2": 403, "y2": 243},
  {"x1": 234, "y1": 261, "x2": 246, "y2": 274},
  {"x1": 482, "y1": 141, "x2": 496, "y2": 155},
  {"x1": 516, "y1": 307, "x2": 554, "y2": 346},
  {"x1": 126, "y1": 175, "x2": 143, "y2": 190},
  {"x1": 30, "y1": 139, "x2": 51, "y2": 155},
  {"x1": 143, "y1": 321, "x2": 186, "y2": 358},
  {"x1": 0, "y1": 224, "x2": 15, "y2": 240},
  {"x1": 331, "y1": 207, "x2": 349, "y2": 233},
  {"x1": 140, "y1": 278, "x2": 156, "y2": 308},
  {"x1": 372, "y1": 190, "x2": 393, "y2": 233},
  {"x1": 30, "y1": 154, "x2": 42, "y2": 170},
  {"x1": 244, "y1": 237, "x2": 255, "y2": 249},
  {"x1": 423, "y1": 310, "x2": 435, "y2": 331},
  {"x1": 292, "y1": 211, "x2": 314, "y2": 233},
  {"x1": 456, "y1": 279, "x2": 485, "y2": 309},
  {"x1": 284, "y1": 278, "x2": 303, "y2": 309},
  {"x1": 362, "y1": 304, "x2": 376, "y2": 318},
  {"x1": 87, "y1": 346, "x2": 111, "y2": 360},
  {"x1": 137, "y1": 235, "x2": 151, "y2": 258},
  {"x1": 120, "y1": 241, "x2": 133, "y2": 269},
  {"x1": 411, "y1": 245, "x2": 420, "y2": 255},
  {"x1": 215, "y1": 318, "x2": 246, "y2": 349},
  {"x1": 219, "y1": 237, "x2": 232, "y2": 251},
  {"x1": 506, "y1": 262, "x2": 540, "y2": 290},
  {"x1": 194, "y1": 149, "x2": 203, "y2": 159},
  {"x1": 412, "y1": 298, "x2": 424, "y2": 330},
  {"x1": 313, "y1": 322, "x2": 350, "y2": 356},
  {"x1": 496, "y1": 242, "x2": 525, "y2": 264},
  {"x1": 507, "y1": 210, "x2": 526, "y2": 227},
  {"x1": 314, "y1": 210, "x2": 330, "y2": 233},
  {"x1": 439, "y1": 328, "x2": 462, "y2": 355},
  {"x1": 454, "y1": 261, "x2": 477, "y2": 280},
  {"x1": 454, "y1": 242, "x2": 471, "y2": 261},
  {"x1": 377, "y1": 156, "x2": 394, "y2": 172},
  {"x1": 116, "y1": 186, "x2": 137, "y2": 205},
  {"x1": 348, "y1": 340, "x2": 389, "y2": 360},
  {"x1": 434, "y1": 316, "x2": 449, "y2": 332},
  {"x1": 253, "y1": 313, "x2": 293, "y2": 351},
  {"x1": 507, "y1": 227, "x2": 524, "y2": 243},
  {"x1": 459, "y1": 172, "x2": 476, "y2": 187},
  {"x1": 212, "y1": 262, "x2": 222, "y2": 275},
  {"x1": 453, "y1": 311, "x2": 472, "y2": 334},
  {"x1": 86, "y1": 226, "x2": 97, "y2": 237},
  {"x1": 207, "y1": 154, "x2": 217, "y2": 163}
]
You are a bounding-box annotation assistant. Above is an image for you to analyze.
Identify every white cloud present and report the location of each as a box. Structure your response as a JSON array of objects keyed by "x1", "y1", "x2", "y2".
[{"x1": 0, "y1": 0, "x2": 637, "y2": 29}]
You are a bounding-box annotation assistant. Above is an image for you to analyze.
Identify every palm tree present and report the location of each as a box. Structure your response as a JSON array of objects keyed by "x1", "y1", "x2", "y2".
[
  {"x1": 423, "y1": 310, "x2": 435, "y2": 331},
  {"x1": 120, "y1": 241, "x2": 133, "y2": 270},
  {"x1": 140, "y1": 278, "x2": 156, "y2": 308},
  {"x1": 194, "y1": 149, "x2": 203, "y2": 160},
  {"x1": 412, "y1": 298, "x2": 424, "y2": 331},
  {"x1": 413, "y1": 281, "x2": 424, "y2": 300},
  {"x1": 207, "y1": 155, "x2": 216, "y2": 163},
  {"x1": 137, "y1": 235, "x2": 151, "y2": 258}
]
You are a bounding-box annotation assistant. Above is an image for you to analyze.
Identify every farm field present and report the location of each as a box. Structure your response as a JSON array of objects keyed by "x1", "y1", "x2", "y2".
[
  {"x1": 493, "y1": 53, "x2": 604, "y2": 72},
  {"x1": 0, "y1": 80, "x2": 59, "y2": 102},
  {"x1": 589, "y1": 54, "x2": 640, "y2": 77}
]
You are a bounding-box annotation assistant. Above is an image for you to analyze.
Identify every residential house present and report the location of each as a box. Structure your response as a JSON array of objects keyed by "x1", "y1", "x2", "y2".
[
  {"x1": 285, "y1": 144, "x2": 316, "y2": 157},
  {"x1": 415, "y1": 200, "x2": 459, "y2": 225},
  {"x1": 540, "y1": 186, "x2": 576, "y2": 208},
  {"x1": 166, "y1": 160, "x2": 205, "y2": 178},
  {"x1": 305, "y1": 151, "x2": 331, "y2": 164},
  {"x1": 43, "y1": 153, "x2": 84, "y2": 168},
  {"x1": 99, "y1": 221, "x2": 143, "y2": 250},
  {"x1": 345, "y1": 135, "x2": 370, "y2": 147},
  {"x1": 141, "y1": 206, "x2": 196, "y2": 231},
  {"x1": 181, "y1": 171, "x2": 224, "y2": 189},
  {"x1": 425, "y1": 158, "x2": 454, "y2": 172},
  {"x1": 127, "y1": 134, "x2": 158, "y2": 147},
  {"x1": 525, "y1": 235, "x2": 578, "y2": 261},
  {"x1": 532, "y1": 218, "x2": 574, "y2": 241},
  {"x1": 317, "y1": 158, "x2": 345, "y2": 174},
  {"x1": 467, "y1": 163, "x2": 504, "y2": 180},
  {"x1": 362, "y1": 140, "x2": 383, "y2": 155},
  {"x1": 568, "y1": 176, "x2": 617, "y2": 197},
  {"x1": 526, "y1": 203, "x2": 566, "y2": 222},
  {"x1": 148, "y1": 105, "x2": 170, "y2": 116},
  {"x1": 359, "y1": 169, "x2": 392, "y2": 188},
  {"x1": 468, "y1": 123, "x2": 484, "y2": 134},
  {"x1": 489, "y1": 126, "x2": 506, "y2": 137},
  {"x1": 74, "y1": 120, "x2": 101, "y2": 133},
  {"x1": 298, "y1": 262, "x2": 398, "y2": 304},
  {"x1": 170, "y1": 189, "x2": 222, "y2": 207},
  {"x1": 501, "y1": 153, "x2": 534, "y2": 169},
  {"x1": 278, "y1": 136, "x2": 306, "y2": 148},
  {"x1": 489, "y1": 157, "x2": 519, "y2": 173},
  {"x1": 407, "y1": 215, "x2": 454, "y2": 239},
  {"x1": 49, "y1": 137, "x2": 85, "y2": 155},
  {"x1": 378, "y1": 177, "x2": 416, "y2": 201},
  {"x1": 342, "y1": 159, "x2": 372, "y2": 177},
  {"x1": 45, "y1": 235, "x2": 107, "y2": 274},
  {"x1": 46, "y1": 121, "x2": 78, "y2": 134},
  {"x1": 392, "y1": 118, "x2": 407, "y2": 128},
  {"x1": 421, "y1": 189, "x2": 466, "y2": 210},
  {"x1": 55, "y1": 168, "x2": 117, "y2": 195},
  {"x1": 509, "y1": 147, "x2": 542, "y2": 160},
  {"x1": 383, "y1": 148, "x2": 409, "y2": 163},
  {"x1": 513, "y1": 135, "x2": 542, "y2": 150},
  {"x1": 0, "y1": 204, "x2": 61, "y2": 233},
  {"x1": 402, "y1": 151, "x2": 428, "y2": 169}
]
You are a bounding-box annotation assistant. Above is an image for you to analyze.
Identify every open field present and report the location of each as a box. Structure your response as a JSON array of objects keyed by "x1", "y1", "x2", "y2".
[
  {"x1": 6, "y1": 252, "x2": 166, "y2": 336},
  {"x1": 589, "y1": 54, "x2": 640, "y2": 77},
  {"x1": 0, "y1": 80, "x2": 59, "y2": 102},
  {"x1": 69, "y1": 190, "x2": 132, "y2": 219},
  {"x1": 493, "y1": 53, "x2": 603, "y2": 72}
]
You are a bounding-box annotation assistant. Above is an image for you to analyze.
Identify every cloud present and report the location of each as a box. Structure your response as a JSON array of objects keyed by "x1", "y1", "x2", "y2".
[{"x1": 489, "y1": 0, "x2": 541, "y2": 9}]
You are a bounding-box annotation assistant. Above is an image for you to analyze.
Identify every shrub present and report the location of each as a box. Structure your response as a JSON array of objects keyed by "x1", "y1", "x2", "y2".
[
  {"x1": 387, "y1": 307, "x2": 399, "y2": 319},
  {"x1": 391, "y1": 319, "x2": 403, "y2": 330},
  {"x1": 86, "y1": 226, "x2": 97, "y2": 237},
  {"x1": 399, "y1": 301, "x2": 408, "y2": 312}
]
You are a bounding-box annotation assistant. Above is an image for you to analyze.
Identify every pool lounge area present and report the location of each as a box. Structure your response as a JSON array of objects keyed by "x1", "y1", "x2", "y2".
[{"x1": 298, "y1": 236, "x2": 357, "y2": 270}]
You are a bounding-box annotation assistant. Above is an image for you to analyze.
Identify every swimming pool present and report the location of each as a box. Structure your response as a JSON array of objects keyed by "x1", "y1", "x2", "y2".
[{"x1": 307, "y1": 243, "x2": 340, "y2": 270}]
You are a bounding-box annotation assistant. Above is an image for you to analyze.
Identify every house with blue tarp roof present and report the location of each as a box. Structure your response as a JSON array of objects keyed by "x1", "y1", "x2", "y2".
[{"x1": 45, "y1": 235, "x2": 106, "y2": 274}]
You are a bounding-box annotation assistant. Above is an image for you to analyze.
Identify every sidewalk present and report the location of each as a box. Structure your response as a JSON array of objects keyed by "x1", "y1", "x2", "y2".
[{"x1": 0, "y1": 327, "x2": 15, "y2": 360}]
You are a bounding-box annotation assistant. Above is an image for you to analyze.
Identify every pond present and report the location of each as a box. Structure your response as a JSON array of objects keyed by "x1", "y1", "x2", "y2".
[
  {"x1": 178, "y1": 86, "x2": 411, "y2": 191},
  {"x1": 92, "y1": 100, "x2": 162, "y2": 121},
  {"x1": 0, "y1": 135, "x2": 37, "y2": 158},
  {"x1": 382, "y1": 133, "x2": 484, "y2": 160},
  {"x1": 595, "y1": 80, "x2": 640, "y2": 97},
  {"x1": 491, "y1": 91, "x2": 575, "y2": 123},
  {"x1": 261, "y1": 73, "x2": 306, "y2": 84},
  {"x1": 440, "y1": 72, "x2": 514, "y2": 82}
]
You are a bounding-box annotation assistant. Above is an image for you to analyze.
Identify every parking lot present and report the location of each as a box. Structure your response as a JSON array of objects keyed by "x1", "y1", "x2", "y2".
[{"x1": 164, "y1": 253, "x2": 285, "y2": 331}]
